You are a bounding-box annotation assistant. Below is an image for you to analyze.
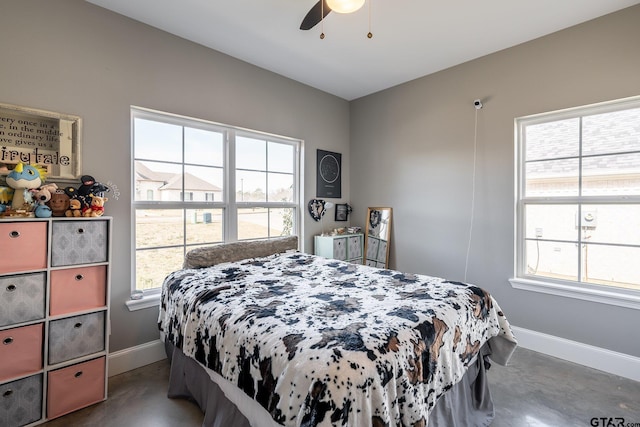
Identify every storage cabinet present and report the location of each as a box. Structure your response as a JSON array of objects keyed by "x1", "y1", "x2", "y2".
[
  {"x1": 0, "y1": 218, "x2": 111, "y2": 426},
  {"x1": 314, "y1": 233, "x2": 363, "y2": 264}
]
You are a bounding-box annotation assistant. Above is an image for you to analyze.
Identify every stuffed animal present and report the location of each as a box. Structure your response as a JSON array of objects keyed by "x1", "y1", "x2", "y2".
[
  {"x1": 47, "y1": 189, "x2": 71, "y2": 217},
  {"x1": 5, "y1": 162, "x2": 47, "y2": 210},
  {"x1": 83, "y1": 194, "x2": 107, "y2": 217},
  {"x1": 30, "y1": 183, "x2": 58, "y2": 218},
  {"x1": 65, "y1": 198, "x2": 83, "y2": 217}
]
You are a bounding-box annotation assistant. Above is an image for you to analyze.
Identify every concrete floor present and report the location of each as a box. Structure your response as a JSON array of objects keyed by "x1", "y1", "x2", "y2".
[{"x1": 43, "y1": 347, "x2": 640, "y2": 426}]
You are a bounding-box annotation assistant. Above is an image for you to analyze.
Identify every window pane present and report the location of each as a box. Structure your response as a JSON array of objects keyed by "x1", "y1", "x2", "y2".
[
  {"x1": 524, "y1": 118, "x2": 579, "y2": 161},
  {"x1": 582, "y1": 244, "x2": 640, "y2": 290},
  {"x1": 185, "y1": 209, "x2": 224, "y2": 245},
  {"x1": 268, "y1": 142, "x2": 294, "y2": 173},
  {"x1": 237, "y1": 170, "x2": 266, "y2": 202},
  {"x1": 525, "y1": 204, "x2": 578, "y2": 241},
  {"x1": 582, "y1": 152, "x2": 640, "y2": 196},
  {"x1": 136, "y1": 247, "x2": 184, "y2": 291},
  {"x1": 185, "y1": 127, "x2": 224, "y2": 167},
  {"x1": 582, "y1": 108, "x2": 640, "y2": 156},
  {"x1": 270, "y1": 208, "x2": 295, "y2": 237},
  {"x1": 579, "y1": 205, "x2": 640, "y2": 246},
  {"x1": 135, "y1": 161, "x2": 182, "y2": 201},
  {"x1": 525, "y1": 240, "x2": 578, "y2": 281},
  {"x1": 136, "y1": 209, "x2": 184, "y2": 248},
  {"x1": 134, "y1": 118, "x2": 182, "y2": 162},
  {"x1": 238, "y1": 208, "x2": 269, "y2": 240},
  {"x1": 237, "y1": 136, "x2": 266, "y2": 170},
  {"x1": 184, "y1": 165, "x2": 224, "y2": 201},
  {"x1": 525, "y1": 158, "x2": 579, "y2": 197},
  {"x1": 268, "y1": 172, "x2": 294, "y2": 202}
]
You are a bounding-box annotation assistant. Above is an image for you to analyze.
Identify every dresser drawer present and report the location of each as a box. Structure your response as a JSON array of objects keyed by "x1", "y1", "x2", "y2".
[
  {"x1": 51, "y1": 220, "x2": 108, "y2": 267},
  {"x1": 0, "y1": 222, "x2": 47, "y2": 274},
  {"x1": 48, "y1": 312, "x2": 105, "y2": 364},
  {"x1": 0, "y1": 272, "x2": 46, "y2": 327},
  {"x1": 50, "y1": 266, "x2": 107, "y2": 316},
  {"x1": 347, "y1": 235, "x2": 362, "y2": 259},
  {"x1": 47, "y1": 357, "x2": 105, "y2": 419},
  {"x1": 0, "y1": 324, "x2": 43, "y2": 382},
  {"x1": 0, "y1": 374, "x2": 43, "y2": 426},
  {"x1": 332, "y1": 238, "x2": 347, "y2": 260}
]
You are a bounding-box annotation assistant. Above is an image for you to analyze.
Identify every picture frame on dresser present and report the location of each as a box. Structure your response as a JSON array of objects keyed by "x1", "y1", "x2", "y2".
[{"x1": 0, "y1": 217, "x2": 111, "y2": 426}]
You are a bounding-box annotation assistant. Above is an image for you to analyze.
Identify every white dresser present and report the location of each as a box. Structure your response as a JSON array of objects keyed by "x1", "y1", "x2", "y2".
[{"x1": 314, "y1": 233, "x2": 363, "y2": 264}]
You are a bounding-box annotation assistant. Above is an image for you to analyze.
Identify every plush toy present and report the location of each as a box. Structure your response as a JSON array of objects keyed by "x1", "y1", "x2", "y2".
[
  {"x1": 5, "y1": 162, "x2": 47, "y2": 210},
  {"x1": 29, "y1": 183, "x2": 58, "y2": 218},
  {"x1": 0, "y1": 186, "x2": 14, "y2": 213},
  {"x1": 65, "y1": 198, "x2": 83, "y2": 217},
  {"x1": 47, "y1": 189, "x2": 71, "y2": 217},
  {"x1": 77, "y1": 175, "x2": 110, "y2": 198},
  {"x1": 83, "y1": 194, "x2": 107, "y2": 217}
]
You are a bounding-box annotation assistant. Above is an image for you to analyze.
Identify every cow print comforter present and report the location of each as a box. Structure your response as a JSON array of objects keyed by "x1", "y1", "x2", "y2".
[{"x1": 159, "y1": 252, "x2": 516, "y2": 427}]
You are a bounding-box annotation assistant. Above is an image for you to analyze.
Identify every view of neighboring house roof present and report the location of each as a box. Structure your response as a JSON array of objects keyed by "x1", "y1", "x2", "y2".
[{"x1": 135, "y1": 161, "x2": 222, "y2": 192}]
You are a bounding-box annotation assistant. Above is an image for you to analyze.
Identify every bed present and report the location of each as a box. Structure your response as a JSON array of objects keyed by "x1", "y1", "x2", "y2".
[{"x1": 158, "y1": 236, "x2": 517, "y2": 427}]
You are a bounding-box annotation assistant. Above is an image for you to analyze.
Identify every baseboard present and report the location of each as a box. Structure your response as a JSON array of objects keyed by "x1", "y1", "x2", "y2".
[
  {"x1": 108, "y1": 339, "x2": 166, "y2": 377},
  {"x1": 106, "y1": 330, "x2": 640, "y2": 382},
  {"x1": 512, "y1": 326, "x2": 640, "y2": 382}
]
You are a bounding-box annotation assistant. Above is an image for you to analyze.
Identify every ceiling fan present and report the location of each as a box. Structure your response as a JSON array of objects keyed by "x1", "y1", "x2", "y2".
[{"x1": 300, "y1": 0, "x2": 366, "y2": 30}]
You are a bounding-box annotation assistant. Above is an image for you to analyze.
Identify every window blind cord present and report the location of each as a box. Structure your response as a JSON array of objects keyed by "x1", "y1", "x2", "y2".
[{"x1": 464, "y1": 108, "x2": 479, "y2": 282}]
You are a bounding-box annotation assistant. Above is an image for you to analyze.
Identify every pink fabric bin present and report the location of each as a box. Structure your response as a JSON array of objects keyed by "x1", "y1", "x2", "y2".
[
  {"x1": 50, "y1": 266, "x2": 107, "y2": 316},
  {"x1": 0, "y1": 222, "x2": 48, "y2": 274},
  {"x1": 0, "y1": 323, "x2": 43, "y2": 382},
  {"x1": 47, "y1": 356, "x2": 105, "y2": 419}
]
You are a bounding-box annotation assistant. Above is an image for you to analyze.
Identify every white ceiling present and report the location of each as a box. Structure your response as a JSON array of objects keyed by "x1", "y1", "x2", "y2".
[{"x1": 86, "y1": 0, "x2": 640, "y2": 101}]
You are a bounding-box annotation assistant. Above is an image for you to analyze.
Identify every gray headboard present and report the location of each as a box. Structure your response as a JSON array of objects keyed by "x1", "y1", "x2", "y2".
[{"x1": 183, "y1": 236, "x2": 299, "y2": 269}]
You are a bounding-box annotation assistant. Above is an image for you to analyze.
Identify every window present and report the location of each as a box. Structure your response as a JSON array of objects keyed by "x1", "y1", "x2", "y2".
[
  {"x1": 513, "y1": 96, "x2": 640, "y2": 308},
  {"x1": 131, "y1": 107, "x2": 301, "y2": 305}
]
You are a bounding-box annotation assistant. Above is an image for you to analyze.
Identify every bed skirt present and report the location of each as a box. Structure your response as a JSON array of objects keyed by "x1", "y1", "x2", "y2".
[{"x1": 164, "y1": 340, "x2": 495, "y2": 427}]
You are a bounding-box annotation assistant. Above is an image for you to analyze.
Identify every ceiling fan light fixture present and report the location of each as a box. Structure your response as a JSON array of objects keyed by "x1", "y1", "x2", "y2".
[{"x1": 326, "y1": 0, "x2": 365, "y2": 14}]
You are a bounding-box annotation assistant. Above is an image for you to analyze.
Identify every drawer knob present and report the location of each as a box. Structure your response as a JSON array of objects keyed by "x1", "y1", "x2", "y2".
[
  {"x1": 3, "y1": 337, "x2": 13, "y2": 345},
  {"x1": 77, "y1": 228, "x2": 85, "y2": 234},
  {"x1": 2, "y1": 389, "x2": 12, "y2": 398},
  {"x1": 75, "y1": 274, "x2": 84, "y2": 281},
  {"x1": 6, "y1": 284, "x2": 16, "y2": 292},
  {"x1": 75, "y1": 371, "x2": 83, "y2": 378},
  {"x1": 9, "y1": 230, "x2": 20, "y2": 238},
  {"x1": 74, "y1": 322, "x2": 83, "y2": 329}
]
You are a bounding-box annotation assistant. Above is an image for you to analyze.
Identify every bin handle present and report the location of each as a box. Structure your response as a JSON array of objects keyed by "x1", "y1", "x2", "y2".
[{"x1": 3, "y1": 337, "x2": 13, "y2": 345}]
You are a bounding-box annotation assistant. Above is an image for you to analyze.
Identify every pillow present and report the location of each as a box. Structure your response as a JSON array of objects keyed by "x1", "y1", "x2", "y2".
[{"x1": 183, "y1": 235, "x2": 299, "y2": 269}]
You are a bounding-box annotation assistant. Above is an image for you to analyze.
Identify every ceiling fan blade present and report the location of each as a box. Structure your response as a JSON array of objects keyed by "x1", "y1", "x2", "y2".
[{"x1": 300, "y1": 0, "x2": 332, "y2": 30}]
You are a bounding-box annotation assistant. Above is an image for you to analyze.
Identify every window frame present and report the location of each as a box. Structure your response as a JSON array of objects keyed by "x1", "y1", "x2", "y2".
[
  {"x1": 128, "y1": 106, "x2": 303, "y2": 310},
  {"x1": 511, "y1": 96, "x2": 640, "y2": 310}
]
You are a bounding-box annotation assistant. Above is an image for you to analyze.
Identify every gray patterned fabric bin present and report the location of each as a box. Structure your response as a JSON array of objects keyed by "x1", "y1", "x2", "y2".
[
  {"x1": 0, "y1": 273, "x2": 46, "y2": 327},
  {"x1": 51, "y1": 220, "x2": 108, "y2": 267},
  {"x1": 0, "y1": 374, "x2": 43, "y2": 426},
  {"x1": 48, "y1": 312, "x2": 105, "y2": 365}
]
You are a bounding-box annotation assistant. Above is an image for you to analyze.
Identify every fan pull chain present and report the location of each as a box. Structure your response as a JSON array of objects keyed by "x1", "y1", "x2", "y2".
[
  {"x1": 367, "y1": 0, "x2": 373, "y2": 38},
  {"x1": 320, "y1": 0, "x2": 325, "y2": 39}
]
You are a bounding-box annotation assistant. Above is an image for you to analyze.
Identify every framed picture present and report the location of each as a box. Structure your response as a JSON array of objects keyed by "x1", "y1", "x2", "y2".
[
  {"x1": 335, "y1": 203, "x2": 350, "y2": 221},
  {"x1": 316, "y1": 149, "x2": 341, "y2": 198},
  {"x1": 0, "y1": 103, "x2": 82, "y2": 182}
]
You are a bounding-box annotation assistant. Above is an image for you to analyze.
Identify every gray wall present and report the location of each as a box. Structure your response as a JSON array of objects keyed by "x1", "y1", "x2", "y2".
[
  {"x1": 350, "y1": 5, "x2": 640, "y2": 357},
  {"x1": 0, "y1": 0, "x2": 350, "y2": 352}
]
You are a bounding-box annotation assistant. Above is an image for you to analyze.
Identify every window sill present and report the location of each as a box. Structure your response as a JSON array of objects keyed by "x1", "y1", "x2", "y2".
[
  {"x1": 125, "y1": 293, "x2": 161, "y2": 311},
  {"x1": 509, "y1": 277, "x2": 640, "y2": 310}
]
